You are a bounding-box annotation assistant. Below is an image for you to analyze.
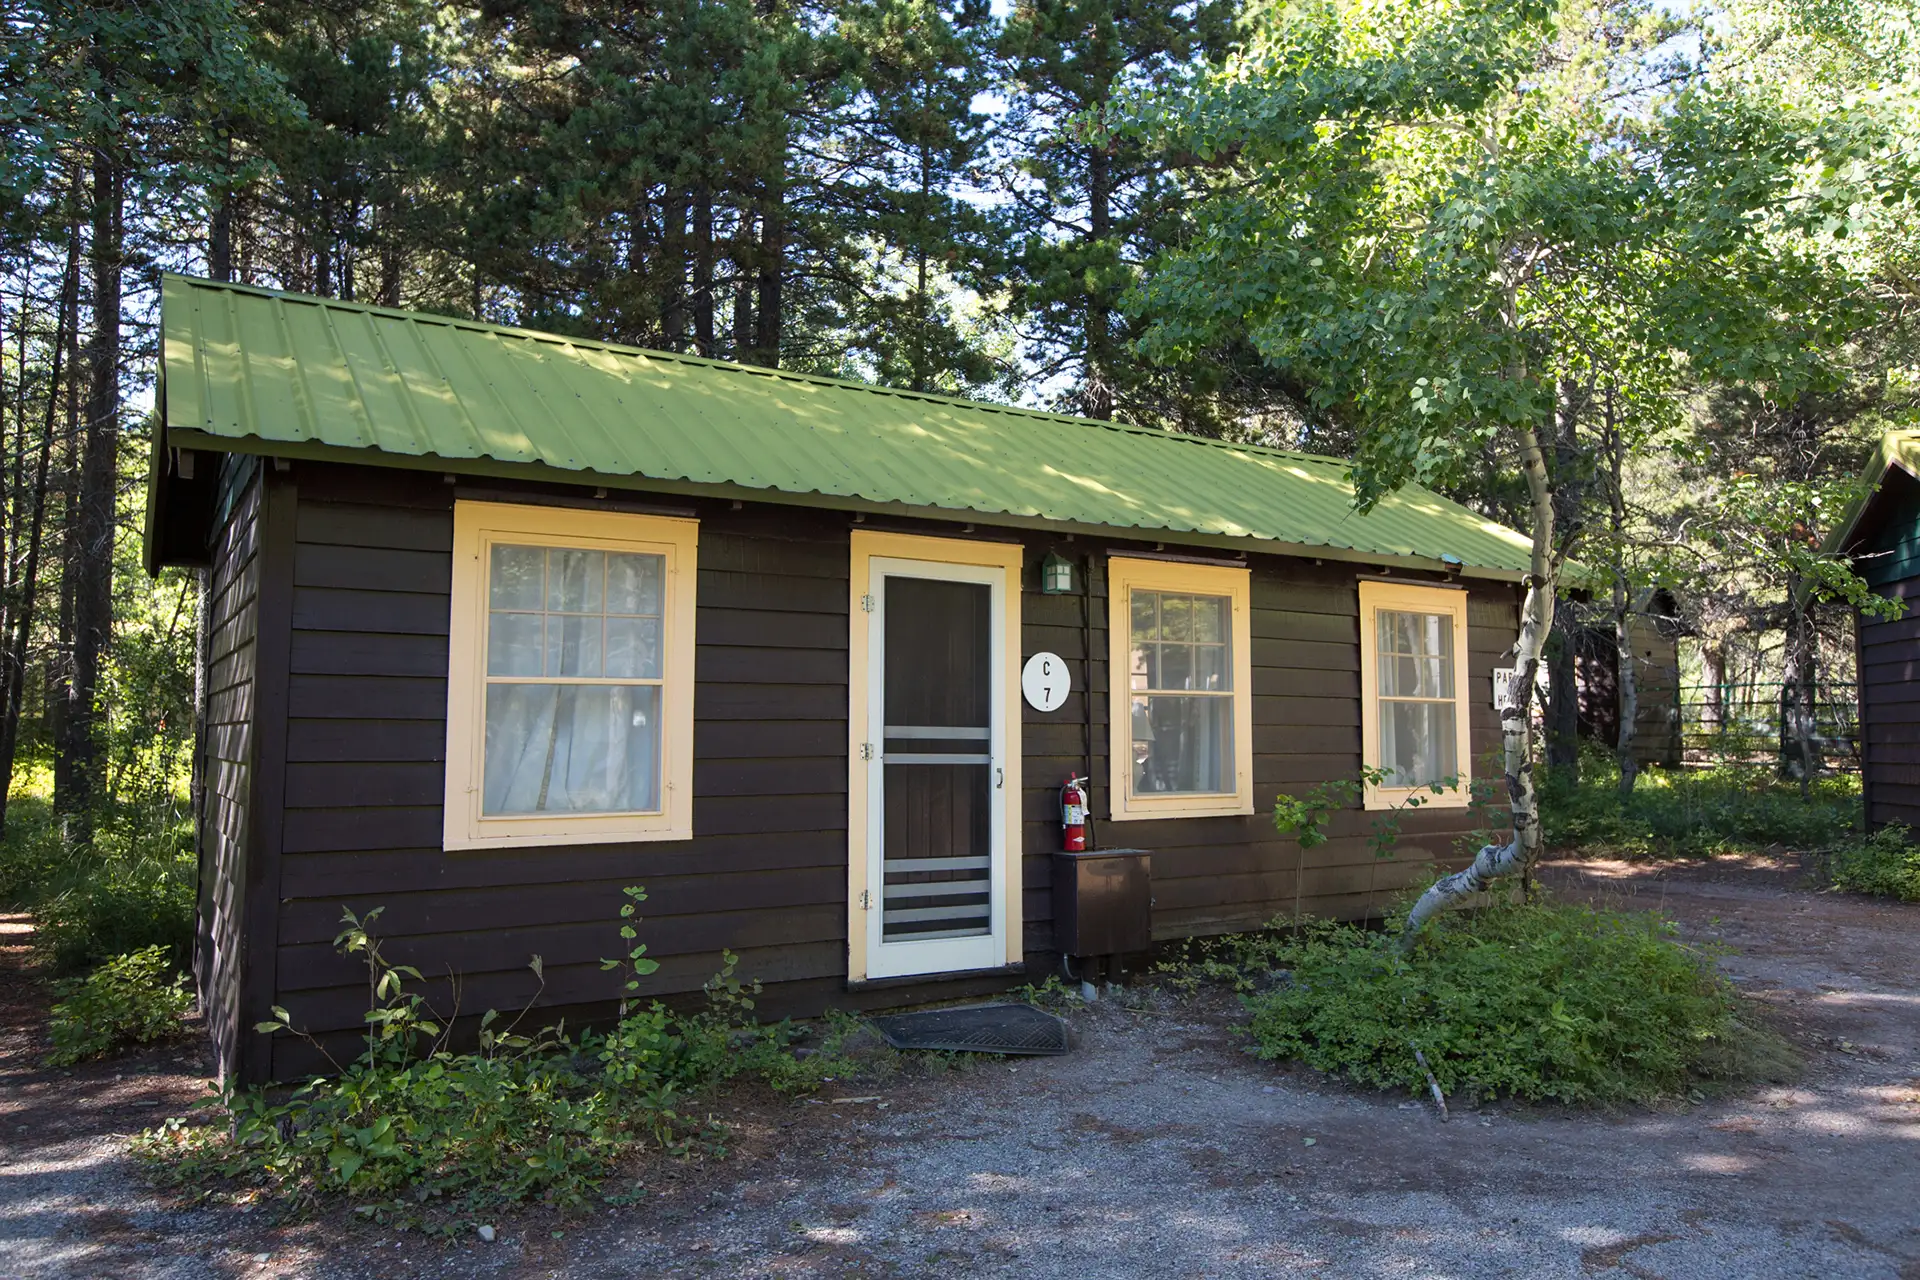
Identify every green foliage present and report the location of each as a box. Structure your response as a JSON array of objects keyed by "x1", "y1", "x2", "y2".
[
  {"x1": 46, "y1": 945, "x2": 192, "y2": 1066},
  {"x1": 1540, "y1": 748, "x2": 1861, "y2": 858},
  {"x1": 32, "y1": 813, "x2": 195, "y2": 974},
  {"x1": 1243, "y1": 902, "x2": 1760, "y2": 1105},
  {"x1": 1824, "y1": 823, "x2": 1920, "y2": 900},
  {"x1": 1273, "y1": 767, "x2": 1477, "y2": 859},
  {"x1": 139, "y1": 886, "x2": 919, "y2": 1225}
]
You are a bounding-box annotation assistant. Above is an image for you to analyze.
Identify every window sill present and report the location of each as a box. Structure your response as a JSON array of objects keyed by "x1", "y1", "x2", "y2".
[
  {"x1": 1108, "y1": 797, "x2": 1254, "y2": 822},
  {"x1": 444, "y1": 823, "x2": 693, "y2": 851},
  {"x1": 1362, "y1": 787, "x2": 1471, "y2": 813}
]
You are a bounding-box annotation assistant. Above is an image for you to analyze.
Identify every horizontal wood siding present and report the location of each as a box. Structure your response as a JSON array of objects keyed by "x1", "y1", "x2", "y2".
[
  {"x1": 268, "y1": 466, "x2": 854, "y2": 1063},
  {"x1": 1017, "y1": 547, "x2": 1518, "y2": 945},
  {"x1": 196, "y1": 456, "x2": 261, "y2": 1083},
  {"x1": 1859, "y1": 573, "x2": 1920, "y2": 830},
  {"x1": 238, "y1": 461, "x2": 1524, "y2": 1076}
]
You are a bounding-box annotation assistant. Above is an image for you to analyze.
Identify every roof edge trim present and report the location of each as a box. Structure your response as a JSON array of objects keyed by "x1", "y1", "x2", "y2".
[{"x1": 161, "y1": 428, "x2": 1526, "y2": 582}]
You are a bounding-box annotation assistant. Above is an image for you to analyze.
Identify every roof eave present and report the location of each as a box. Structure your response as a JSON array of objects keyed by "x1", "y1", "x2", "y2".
[{"x1": 163, "y1": 427, "x2": 1530, "y2": 582}]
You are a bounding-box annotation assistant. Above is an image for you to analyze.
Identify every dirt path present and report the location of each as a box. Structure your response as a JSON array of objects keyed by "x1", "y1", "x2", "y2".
[{"x1": 2, "y1": 860, "x2": 1917, "y2": 1280}]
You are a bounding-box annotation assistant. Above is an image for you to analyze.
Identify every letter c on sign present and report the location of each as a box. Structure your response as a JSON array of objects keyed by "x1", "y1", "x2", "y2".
[{"x1": 1022, "y1": 651, "x2": 1070, "y2": 712}]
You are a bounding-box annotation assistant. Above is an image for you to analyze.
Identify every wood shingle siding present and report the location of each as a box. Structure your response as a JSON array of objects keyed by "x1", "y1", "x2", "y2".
[
  {"x1": 193, "y1": 460, "x2": 1523, "y2": 1080},
  {"x1": 195, "y1": 455, "x2": 261, "y2": 1082}
]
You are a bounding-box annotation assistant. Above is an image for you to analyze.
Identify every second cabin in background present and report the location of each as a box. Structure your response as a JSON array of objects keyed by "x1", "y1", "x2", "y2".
[{"x1": 145, "y1": 276, "x2": 1533, "y2": 1083}]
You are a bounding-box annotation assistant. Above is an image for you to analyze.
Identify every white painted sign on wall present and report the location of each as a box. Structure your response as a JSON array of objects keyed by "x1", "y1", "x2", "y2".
[
  {"x1": 1493, "y1": 667, "x2": 1522, "y2": 713},
  {"x1": 1022, "y1": 652, "x2": 1070, "y2": 712}
]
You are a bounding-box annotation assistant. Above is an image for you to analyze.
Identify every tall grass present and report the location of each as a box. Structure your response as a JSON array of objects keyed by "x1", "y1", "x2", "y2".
[
  {"x1": 2, "y1": 761, "x2": 195, "y2": 974},
  {"x1": 1540, "y1": 746, "x2": 1861, "y2": 859}
]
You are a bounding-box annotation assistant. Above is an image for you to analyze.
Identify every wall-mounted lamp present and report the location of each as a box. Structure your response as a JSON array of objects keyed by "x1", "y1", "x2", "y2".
[{"x1": 1041, "y1": 551, "x2": 1076, "y2": 595}]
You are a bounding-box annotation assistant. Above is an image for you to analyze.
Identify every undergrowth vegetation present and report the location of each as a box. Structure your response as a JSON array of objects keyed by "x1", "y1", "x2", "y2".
[
  {"x1": 135, "y1": 891, "x2": 923, "y2": 1229},
  {"x1": 46, "y1": 944, "x2": 193, "y2": 1066},
  {"x1": 2, "y1": 776, "x2": 195, "y2": 975},
  {"x1": 1823, "y1": 823, "x2": 1920, "y2": 901},
  {"x1": 1159, "y1": 896, "x2": 1792, "y2": 1106},
  {"x1": 1540, "y1": 748, "x2": 1860, "y2": 859}
]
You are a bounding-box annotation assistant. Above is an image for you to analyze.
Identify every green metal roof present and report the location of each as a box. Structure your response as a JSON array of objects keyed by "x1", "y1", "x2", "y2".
[
  {"x1": 153, "y1": 275, "x2": 1535, "y2": 577},
  {"x1": 1824, "y1": 429, "x2": 1920, "y2": 559}
]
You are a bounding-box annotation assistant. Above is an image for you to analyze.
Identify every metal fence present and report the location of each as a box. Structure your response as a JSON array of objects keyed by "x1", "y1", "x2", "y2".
[{"x1": 1676, "y1": 682, "x2": 1859, "y2": 770}]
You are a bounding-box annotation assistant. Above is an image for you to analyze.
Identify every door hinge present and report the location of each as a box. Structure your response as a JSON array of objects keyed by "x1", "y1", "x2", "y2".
[
  {"x1": 860, "y1": 889, "x2": 872, "y2": 910},
  {"x1": 859, "y1": 742, "x2": 874, "y2": 761},
  {"x1": 860, "y1": 593, "x2": 875, "y2": 613}
]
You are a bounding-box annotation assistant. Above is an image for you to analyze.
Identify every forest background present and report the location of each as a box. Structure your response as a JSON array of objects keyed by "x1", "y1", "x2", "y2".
[{"x1": 0, "y1": 0, "x2": 1915, "y2": 973}]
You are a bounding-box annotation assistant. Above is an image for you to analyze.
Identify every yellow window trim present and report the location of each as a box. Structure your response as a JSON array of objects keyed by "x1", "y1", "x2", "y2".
[
  {"x1": 444, "y1": 500, "x2": 698, "y2": 850},
  {"x1": 846, "y1": 531, "x2": 1024, "y2": 983},
  {"x1": 1358, "y1": 579, "x2": 1473, "y2": 812},
  {"x1": 1106, "y1": 557, "x2": 1254, "y2": 821}
]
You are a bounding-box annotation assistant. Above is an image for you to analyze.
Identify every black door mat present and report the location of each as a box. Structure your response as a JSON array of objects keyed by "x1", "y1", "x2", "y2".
[{"x1": 868, "y1": 1003, "x2": 1071, "y2": 1056}]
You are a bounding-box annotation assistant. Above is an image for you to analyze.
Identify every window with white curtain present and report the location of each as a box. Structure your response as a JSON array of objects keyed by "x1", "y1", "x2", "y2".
[
  {"x1": 1359, "y1": 580, "x2": 1472, "y2": 810},
  {"x1": 1107, "y1": 557, "x2": 1253, "y2": 820},
  {"x1": 445, "y1": 502, "x2": 697, "y2": 848}
]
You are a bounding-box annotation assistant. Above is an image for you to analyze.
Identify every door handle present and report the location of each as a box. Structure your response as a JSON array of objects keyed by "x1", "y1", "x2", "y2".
[{"x1": 996, "y1": 767, "x2": 1004, "y2": 790}]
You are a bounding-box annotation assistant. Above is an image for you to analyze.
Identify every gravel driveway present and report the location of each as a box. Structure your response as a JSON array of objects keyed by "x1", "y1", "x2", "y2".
[{"x1": 3, "y1": 856, "x2": 1917, "y2": 1280}]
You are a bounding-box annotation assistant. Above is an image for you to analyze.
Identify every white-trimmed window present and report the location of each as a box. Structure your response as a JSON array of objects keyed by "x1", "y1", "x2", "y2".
[
  {"x1": 1107, "y1": 557, "x2": 1253, "y2": 820},
  {"x1": 1359, "y1": 579, "x2": 1472, "y2": 810},
  {"x1": 444, "y1": 501, "x2": 697, "y2": 849}
]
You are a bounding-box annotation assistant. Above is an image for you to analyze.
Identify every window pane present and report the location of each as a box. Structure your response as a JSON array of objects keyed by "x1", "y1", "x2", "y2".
[
  {"x1": 605, "y1": 616, "x2": 661, "y2": 679},
  {"x1": 606, "y1": 552, "x2": 663, "y2": 616},
  {"x1": 1194, "y1": 643, "x2": 1227, "y2": 690},
  {"x1": 1158, "y1": 642, "x2": 1193, "y2": 691},
  {"x1": 1130, "y1": 642, "x2": 1155, "y2": 692},
  {"x1": 1192, "y1": 596, "x2": 1226, "y2": 643},
  {"x1": 1379, "y1": 609, "x2": 1451, "y2": 658},
  {"x1": 1380, "y1": 699, "x2": 1458, "y2": 788},
  {"x1": 548, "y1": 549, "x2": 604, "y2": 614},
  {"x1": 483, "y1": 683, "x2": 661, "y2": 815},
  {"x1": 545, "y1": 613, "x2": 604, "y2": 677},
  {"x1": 490, "y1": 545, "x2": 546, "y2": 611},
  {"x1": 1382, "y1": 655, "x2": 1451, "y2": 698},
  {"x1": 1160, "y1": 594, "x2": 1191, "y2": 641},
  {"x1": 1131, "y1": 694, "x2": 1231, "y2": 794},
  {"x1": 487, "y1": 611, "x2": 544, "y2": 677},
  {"x1": 1131, "y1": 592, "x2": 1158, "y2": 644}
]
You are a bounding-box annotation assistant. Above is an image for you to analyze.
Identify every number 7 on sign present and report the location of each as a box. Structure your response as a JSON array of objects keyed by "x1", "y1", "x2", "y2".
[{"x1": 1022, "y1": 651, "x2": 1070, "y2": 713}]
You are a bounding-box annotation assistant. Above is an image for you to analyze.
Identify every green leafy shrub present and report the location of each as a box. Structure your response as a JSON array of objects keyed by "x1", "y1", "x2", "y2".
[
  {"x1": 1825, "y1": 823, "x2": 1920, "y2": 900},
  {"x1": 47, "y1": 945, "x2": 193, "y2": 1066},
  {"x1": 137, "y1": 890, "x2": 920, "y2": 1226},
  {"x1": 1540, "y1": 747, "x2": 1860, "y2": 859},
  {"x1": 1243, "y1": 901, "x2": 1760, "y2": 1105}
]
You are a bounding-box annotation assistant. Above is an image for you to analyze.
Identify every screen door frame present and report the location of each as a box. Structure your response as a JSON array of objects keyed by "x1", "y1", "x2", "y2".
[{"x1": 847, "y1": 531, "x2": 1023, "y2": 982}]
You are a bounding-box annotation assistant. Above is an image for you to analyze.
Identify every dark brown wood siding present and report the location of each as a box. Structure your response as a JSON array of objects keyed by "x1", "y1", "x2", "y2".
[
  {"x1": 195, "y1": 455, "x2": 261, "y2": 1082},
  {"x1": 203, "y1": 460, "x2": 1521, "y2": 1077},
  {"x1": 1850, "y1": 468, "x2": 1920, "y2": 831},
  {"x1": 1016, "y1": 547, "x2": 1517, "y2": 946},
  {"x1": 1859, "y1": 575, "x2": 1920, "y2": 829},
  {"x1": 265, "y1": 466, "x2": 858, "y2": 1076}
]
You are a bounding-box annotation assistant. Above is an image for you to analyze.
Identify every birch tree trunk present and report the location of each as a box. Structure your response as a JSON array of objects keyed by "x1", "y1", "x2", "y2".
[
  {"x1": 1607, "y1": 403, "x2": 1639, "y2": 795},
  {"x1": 1402, "y1": 420, "x2": 1555, "y2": 942}
]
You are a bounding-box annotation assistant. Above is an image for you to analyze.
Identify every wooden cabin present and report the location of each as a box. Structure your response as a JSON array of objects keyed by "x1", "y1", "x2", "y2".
[
  {"x1": 1827, "y1": 431, "x2": 1920, "y2": 829},
  {"x1": 145, "y1": 276, "x2": 1533, "y2": 1082},
  {"x1": 1573, "y1": 589, "x2": 1685, "y2": 768}
]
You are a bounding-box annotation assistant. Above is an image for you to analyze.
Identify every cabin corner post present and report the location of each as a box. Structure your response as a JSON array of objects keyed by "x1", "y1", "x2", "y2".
[{"x1": 237, "y1": 466, "x2": 297, "y2": 1085}]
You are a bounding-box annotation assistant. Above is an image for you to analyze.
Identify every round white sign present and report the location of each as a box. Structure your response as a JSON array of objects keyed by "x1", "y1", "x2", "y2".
[{"x1": 1022, "y1": 652, "x2": 1071, "y2": 712}]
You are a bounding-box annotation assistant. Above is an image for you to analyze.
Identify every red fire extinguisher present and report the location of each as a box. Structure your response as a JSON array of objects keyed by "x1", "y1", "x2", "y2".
[{"x1": 1062, "y1": 775, "x2": 1089, "y2": 852}]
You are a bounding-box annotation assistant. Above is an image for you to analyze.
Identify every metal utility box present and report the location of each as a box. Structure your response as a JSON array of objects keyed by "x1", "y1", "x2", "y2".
[{"x1": 1051, "y1": 849, "x2": 1152, "y2": 956}]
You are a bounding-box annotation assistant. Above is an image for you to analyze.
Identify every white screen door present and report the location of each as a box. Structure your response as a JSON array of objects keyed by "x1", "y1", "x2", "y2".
[{"x1": 862, "y1": 556, "x2": 1010, "y2": 979}]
